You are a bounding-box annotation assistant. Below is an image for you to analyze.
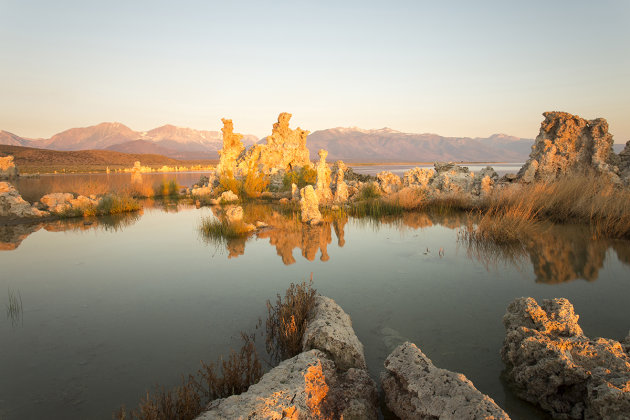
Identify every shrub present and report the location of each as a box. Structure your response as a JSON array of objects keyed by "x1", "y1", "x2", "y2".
[
  {"x1": 242, "y1": 168, "x2": 269, "y2": 198},
  {"x1": 154, "y1": 179, "x2": 180, "y2": 198},
  {"x1": 282, "y1": 166, "x2": 317, "y2": 190},
  {"x1": 265, "y1": 278, "x2": 317, "y2": 363}
]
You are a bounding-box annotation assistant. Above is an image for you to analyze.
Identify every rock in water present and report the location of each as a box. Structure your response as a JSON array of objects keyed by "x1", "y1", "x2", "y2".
[
  {"x1": 216, "y1": 119, "x2": 245, "y2": 177},
  {"x1": 315, "y1": 149, "x2": 332, "y2": 203},
  {"x1": 218, "y1": 190, "x2": 239, "y2": 203},
  {"x1": 501, "y1": 297, "x2": 630, "y2": 419},
  {"x1": 517, "y1": 111, "x2": 621, "y2": 183},
  {"x1": 381, "y1": 342, "x2": 510, "y2": 420},
  {"x1": 300, "y1": 185, "x2": 322, "y2": 225},
  {"x1": 302, "y1": 296, "x2": 367, "y2": 371},
  {"x1": 0, "y1": 156, "x2": 19, "y2": 179},
  {"x1": 0, "y1": 182, "x2": 48, "y2": 218}
]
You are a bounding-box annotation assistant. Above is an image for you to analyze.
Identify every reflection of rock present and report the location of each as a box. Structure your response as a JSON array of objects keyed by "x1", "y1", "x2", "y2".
[
  {"x1": 525, "y1": 226, "x2": 607, "y2": 283},
  {"x1": 315, "y1": 149, "x2": 332, "y2": 203},
  {"x1": 332, "y1": 215, "x2": 348, "y2": 247},
  {"x1": 517, "y1": 112, "x2": 621, "y2": 183},
  {"x1": 200, "y1": 296, "x2": 377, "y2": 419},
  {"x1": 382, "y1": 342, "x2": 509, "y2": 419},
  {"x1": 501, "y1": 297, "x2": 630, "y2": 419},
  {"x1": 299, "y1": 185, "x2": 322, "y2": 225},
  {"x1": 376, "y1": 171, "x2": 402, "y2": 194},
  {"x1": 216, "y1": 118, "x2": 245, "y2": 177},
  {"x1": 0, "y1": 182, "x2": 48, "y2": 218},
  {"x1": 612, "y1": 241, "x2": 630, "y2": 266},
  {"x1": 0, "y1": 223, "x2": 40, "y2": 250},
  {"x1": 0, "y1": 156, "x2": 19, "y2": 179},
  {"x1": 301, "y1": 223, "x2": 331, "y2": 262},
  {"x1": 224, "y1": 206, "x2": 244, "y2": 224}
]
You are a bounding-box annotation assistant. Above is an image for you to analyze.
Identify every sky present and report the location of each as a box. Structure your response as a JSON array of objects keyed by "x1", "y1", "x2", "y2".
[{"x1": 1, "y1": 0, "x2": 629, "y2": 141}]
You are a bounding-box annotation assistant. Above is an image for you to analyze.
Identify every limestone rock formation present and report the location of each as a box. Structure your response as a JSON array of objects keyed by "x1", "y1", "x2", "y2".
[
  {"x1": 218, "y1": 190, "x2": 239, "y2": 203},
  {"x1": 39, "y1": 193, "x2": 98, "y2": 214},
  {"x1": 431, "y1": 162, "x2": 475, "y2": 194},
  {"x1": 291, "y1": 183, "x2": 300, "y2": 201},
  {"x1": 216, "y1": 119, "x2": 245, "y2": 176},
  {"x1": 501, "y1": 297, "x2": 630, "y2": 419},
  {"x1": 332, "y1": 161, "x2": 349, "y2": 203},
  {"x1": 472, "y1": 166, "x2": 499, "y2": 196},
  {"x1": 381, "y1": 342, "x2": 510, "y2": 419},
  {"x1": 0, "y1": 182, "x2": 48, "y2": 218},
  {"x1": 517, "y1": 112, "x2": 620, "y2": 183},
  {"x1": 315, "y1": 149, "x2": 333, "y2": 203},
  {"x1": 403, "y1": 167, "x2": 434, "y2": 188},
  {"x1": 236, "y1": 113, "x2": 312, "y2": 175},
  {"x1": 198, "y1": 296, "x2": 378, "y2": 419},
  {"x1": 376, "y1": 171, "x2": 402, "y2": 194},
  {"x1": 0, "y1": 156, "x2": 19, "y2": 179},
  {"x1": 299, "y1": 185, "x2": 322, "y2": 225},
  {"x1": 302, "y1": 296, "x2": 367, "y2": 371},
  {"x1": 619, "y1": 140, "x2": 630, "y2": 184}
]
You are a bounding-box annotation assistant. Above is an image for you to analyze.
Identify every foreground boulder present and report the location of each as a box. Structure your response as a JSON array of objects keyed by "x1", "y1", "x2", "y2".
[
  {"x1": 0, "y1": 156, "x2": 19, "y2": 179},
  {"x1": 501, "y1": 297, "x2": 630, "y2": 419},
  {"x1": 517, "y1": 112, "x2": 620, "y2": 183},
  {"x1": 382, "y1": 342, "x2": 509, "y2": 419},
  {"x1": 40, "y1": 192, "x2": 99, "y2": 214},
  {"x1": 198, "y1": 296, "x2": 378, "y2": 419},
  {"x1": 0, "y1": 182, "x2": 48, "y2": 218}
]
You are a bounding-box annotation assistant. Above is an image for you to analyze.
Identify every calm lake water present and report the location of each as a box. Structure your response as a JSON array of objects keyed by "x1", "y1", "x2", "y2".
[{"x1": 2, "y1": 176, "x2": 630, "y2": 419}]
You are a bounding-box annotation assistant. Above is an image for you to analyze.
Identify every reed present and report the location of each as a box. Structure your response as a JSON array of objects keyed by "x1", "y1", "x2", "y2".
[
  {"x1": 153, "y1": 180, "x2": 181, "y2": 198},
  {"x1": 6, "y1": 288, "x2": 23, "y2": 327},
  {"x1": 265, "y1": 278, "x2": 317, "y2": 363},
  {"x1": 199, "y1": 217, "x2": 252, "y2": 246}
]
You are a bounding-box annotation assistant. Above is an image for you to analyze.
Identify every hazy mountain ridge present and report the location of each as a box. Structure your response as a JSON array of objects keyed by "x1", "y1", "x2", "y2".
[
  {"x1": 2, "y1": 123, "x2": 626, "y2": 162},
  {"x1": 0, "y1": 122, "x2": 258, "y2": 159}
]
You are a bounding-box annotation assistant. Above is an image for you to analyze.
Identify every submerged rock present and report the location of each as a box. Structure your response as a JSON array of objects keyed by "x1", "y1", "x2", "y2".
[
  {"x1": 517, "y1": 112, "x2": 620, "y2": 183},
  {"x1": 0, "y1": 156, "x2": 19, "y2": 179},
  {"x1": 218, "y1": 190, "x2": 239, "y2": 203},
  {"x1": 299, "y1": 185, "x2": 322, "y2": 225},
  {"x1": 381, "y1": 342, "x2": 509, "y2": 420},
  {"x1": 501, "y1": 297, "x2": 630, "y2": 419},
  {"x1": 0, "y1": 182, "x2": 47, "y2": 218}
]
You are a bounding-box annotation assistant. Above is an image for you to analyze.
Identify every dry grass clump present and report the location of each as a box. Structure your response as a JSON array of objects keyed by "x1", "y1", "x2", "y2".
[
  {"x1": 199, "y1": 217, "x2": 253, "y2": 247},
  {"x1": 242, "y1": 168, "x2": 269, "y2": 198},
  {"x1": 57, "y1": 193, "x2": 141, "y2": 218},
  {"x1": 282, "y1": 166, "x2": 317, "y2": 190},
  {"x1": 265, "y1": 278, "x2": 317, "y2": 363},
  {"x1": 482, "y1": 174, "x2": 630, "y2": 240}
]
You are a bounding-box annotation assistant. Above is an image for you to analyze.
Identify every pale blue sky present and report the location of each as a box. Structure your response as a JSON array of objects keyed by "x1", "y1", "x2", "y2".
[{"x1": 1, "y1": 0, "x2": 629, "y2": 141}]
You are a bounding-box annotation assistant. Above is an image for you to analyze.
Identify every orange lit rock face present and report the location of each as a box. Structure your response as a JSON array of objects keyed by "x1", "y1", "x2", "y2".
[
  {"x1": 216, "y1": 118, "x2": 245, "y2": 177},
  {"x1": 518, "y1": 112, "x2": 621, "y2": 183},
  {"x1": 304, "y1": 361, "x2": 329, "y2": 419},
  {"x1": 0, "y1": 182, "x2": 48, "y2": 218},
  {"x1": 315, "y1": 149, "x2": 332, "y2": 203},
  {"x1": 501, "y1": 297, "x2": 630, "y2": 418},
  {"x1": 0, "y1": 155, "x2": 19, "y2": 179}
]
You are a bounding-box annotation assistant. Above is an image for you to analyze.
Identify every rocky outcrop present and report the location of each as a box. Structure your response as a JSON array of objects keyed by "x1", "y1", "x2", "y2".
[
  {"x1": 299, "y1": 185, "x2": 322, "y2": 225},
  {"x1": 302, "y1": 296, "x2": 367, "y2": 371},
  {"x1": 382, "y1": 342, "x2": 509, "y2": 419},
  {"x1": 431, "y1": 162, "x2": 475, "y2": 194},
  {"x1": 40, "y1": 193, "x2": 99, "y2": 214},
  {"x1": 0, "y1": 156, "x2": 19, "y2": 179},
  {"x1": 400, "y1": 163, "x2": 498, "y2": 198},
  {"x1": 236, "y1": 113, "x2": 312, "y2": 175},
  {"x1": 216, "y1": 119, "x2": 245, "y2": 177},
  {"x1": 332, "y1": 161, "x2": 349, "y2": 203},
  {"x1": 198, "y1": 296, "x2": 378, "y2": 419},
  {"x1": 501, "y1": 297, "x2": 630, "y2": 419},
  {"x1": 315, "y1": 149, "x2": 333, "y2": 203},
  {"x1": 472, "y1": 166, "x2": 499, "y2": 196},
  {"x1": 619, "y1": 140, "x2": 630, "y2": 184},
  {"x1": 0, "y1": 182, "x2": 48, "y2": 218},
  {"x1": 403, "y1": 167, "x2": 433, "y2": 188},
  {"x1": 377, "y1": 171, "x2": 402, "y2": 194},
  {"x1": 517, "y1": 112, "x2": 621, "y2": 183}
]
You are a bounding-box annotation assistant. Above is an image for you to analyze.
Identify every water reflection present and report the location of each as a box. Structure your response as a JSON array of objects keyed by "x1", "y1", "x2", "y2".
[{"x1": 0, "y1": 211, "x2": 141, "y2": 251}]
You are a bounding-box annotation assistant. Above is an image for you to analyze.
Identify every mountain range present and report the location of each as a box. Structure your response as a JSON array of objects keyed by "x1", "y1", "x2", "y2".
[{"x1": 2, "y1": 122, "x2": 626, "y2": 162}]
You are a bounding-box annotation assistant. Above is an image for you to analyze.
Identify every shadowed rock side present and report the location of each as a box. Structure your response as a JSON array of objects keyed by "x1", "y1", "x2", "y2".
[
  {"x1": 501, "y1": 297, "x2": 630, "y2": 419},
  {"x1": 197, "y1": 296, "x2": 378, "y2": 419},
  {"x1": 517, "y1": 111, "x2": 621, "y2": 183},
  {"x1": 381, "y1": 342, "x2": 510, "y2": 419}
]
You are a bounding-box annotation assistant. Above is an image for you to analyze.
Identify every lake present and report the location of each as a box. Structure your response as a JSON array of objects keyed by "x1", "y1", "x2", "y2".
[{"x1": 1, "y1": 174, "x2": 629, "y2": 419}]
